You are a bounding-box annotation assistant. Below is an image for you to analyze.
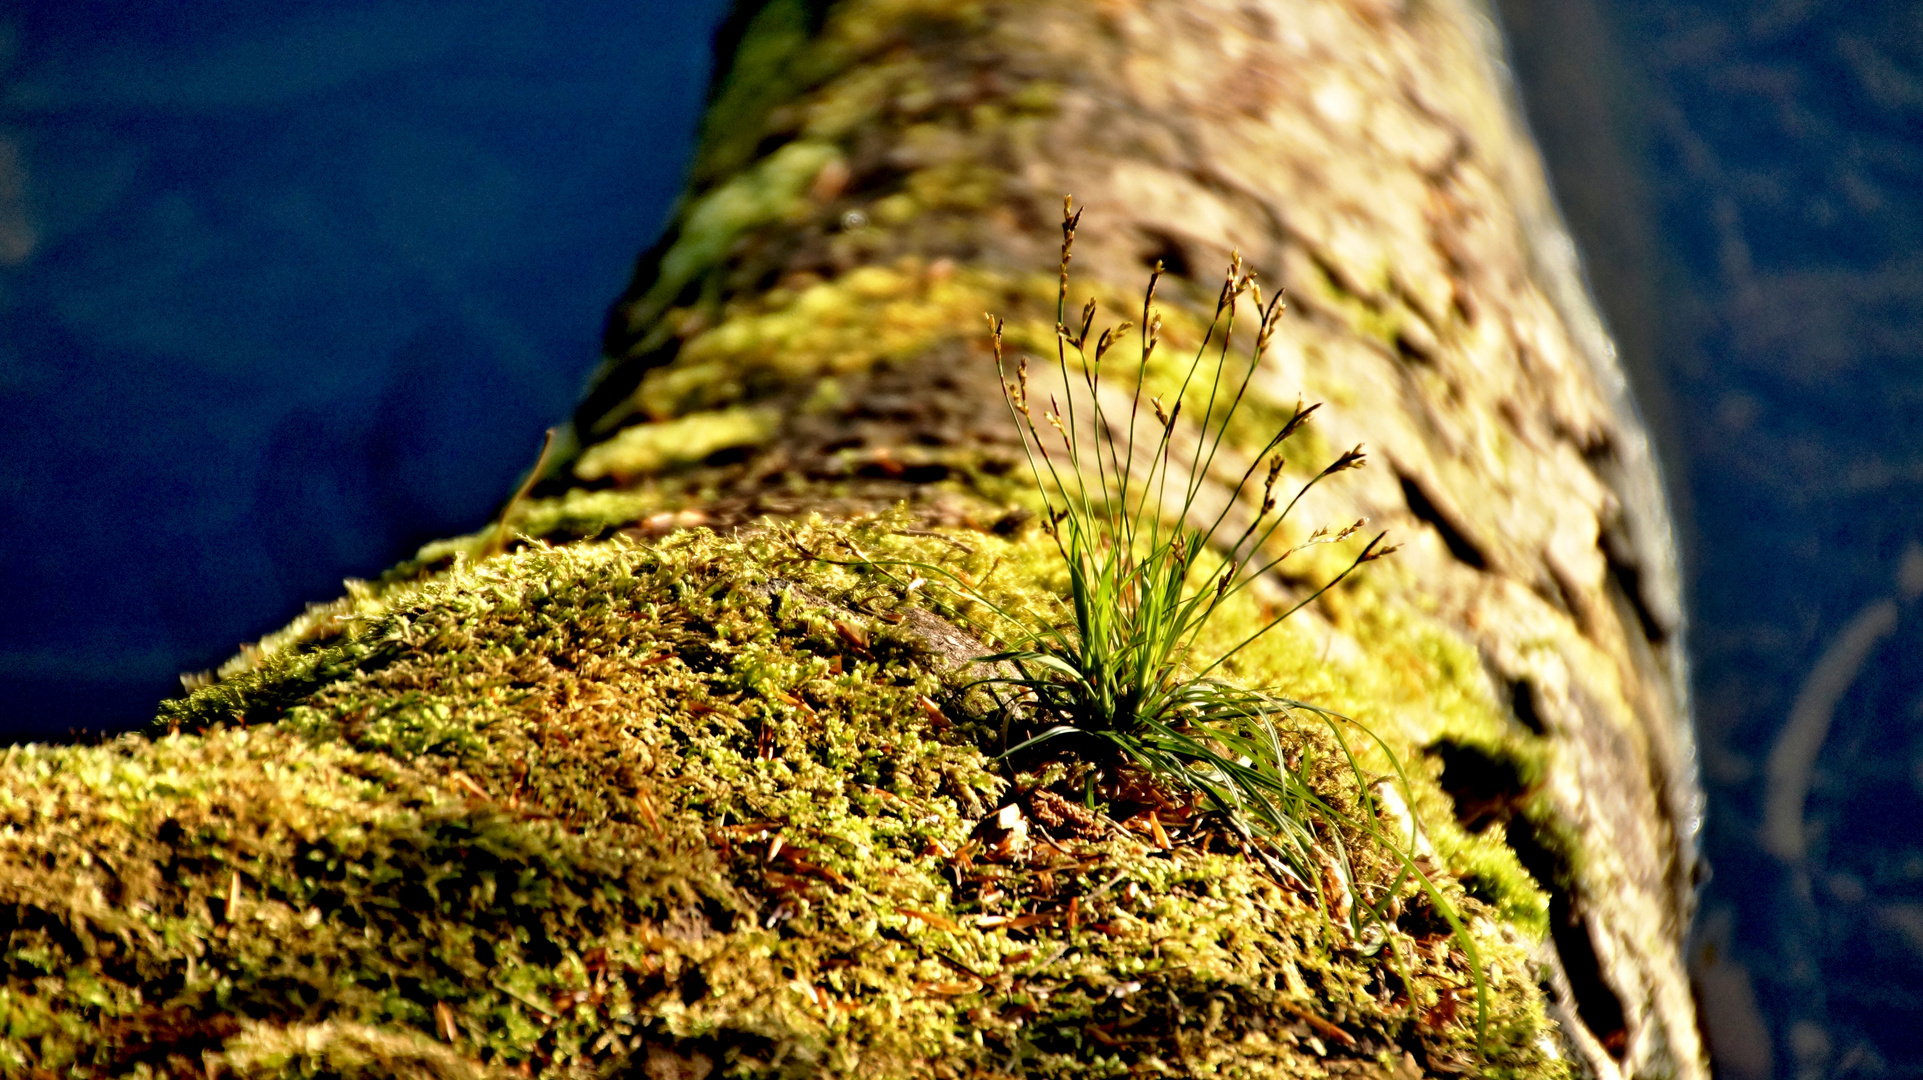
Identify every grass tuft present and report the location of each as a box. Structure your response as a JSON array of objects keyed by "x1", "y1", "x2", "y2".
[{"x1": 950, "y1": 198, "x2": 1493, "y2": 1044}]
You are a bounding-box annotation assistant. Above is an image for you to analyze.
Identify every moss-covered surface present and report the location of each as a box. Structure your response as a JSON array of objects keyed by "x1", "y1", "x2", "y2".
[
  {"x1": 573, "y1": 0, "x2": 1067, "y2": 446},
  {"x1": 0, "y1": 0, "x2": 1702, "y2": 1071},
  {"x1": 0, "y1": 515, "x2": 1564, "y2": 1078}
]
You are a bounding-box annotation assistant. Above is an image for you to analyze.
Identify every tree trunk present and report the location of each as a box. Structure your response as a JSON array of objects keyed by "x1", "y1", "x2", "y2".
[
  {"x1": 564, "y1": 2, "x2": 1702, "y2": 1078},
  {"x1": 0, "y1": 2, "x2": 1704, "y2": 1077}
]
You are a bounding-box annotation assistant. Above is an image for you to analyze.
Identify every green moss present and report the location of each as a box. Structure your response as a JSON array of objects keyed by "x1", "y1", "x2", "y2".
[
  {"x1": 215, "y1": 1021, "x2": 496, "y2": 1080},
  {"x1": 574, "y1": 406, "x2": 783, "y2": 483},
  {"x1": 695, "y1": 0, "x2": 821, "y2": 187},
  {"x1": 1305, "y1": 580, "x2": 1557, "y2": 943},
  {"x1": 631, "y1": 260, "x2": 1009, "y2": 422},
  {"x1": 512, "y1": 490, "x2": 680, "y2": 543},
  {"x1": 0, "y1": 517, "x2": 1565, "y2": 1077},
  {"x1": 694, "y1": 0, "x2": 990, "y2": 191},
  {"x1": 583, "y1": 0, "x2": 1048, "y2": 445},
  {"x1": 0, "y1": 0, "x2": 1596, "y2": 1071},
  {"x1": 617, "y1": 139, "x2": 844, "y2": 358},
  {"x1": 1443, "y1": 826, "x2": 1552, "y2": 939},
  {"x1": 616, "y1": 0, "x2": 1006, "y2": 366}
]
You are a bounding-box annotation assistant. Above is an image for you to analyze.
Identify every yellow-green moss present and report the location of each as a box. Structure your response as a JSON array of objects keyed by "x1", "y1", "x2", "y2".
[
  {"x1": 1294, "y1": 255, "x2": 1410, "y2": 355},
  {"x1": 1308, "y1": 579, "x2": 1558, "y2": 941},
  {"x1": 631, "y1": 261, "x2": 1009, "y2": 422},
  {"x1": 618, "y1": 140, "x2": 844, "y2": 356},
  {"x1": 695, "y1": 0, "x2": 821, "y2": 186},
  {"x1": 622, "y1": 0, "x2": 1006, "y2": 370},
  {"x1": 575, "y1": 406, "x2": 784, "y2": 483},
  {"x1": 0, "y1": 516, "x2": 1565, "y2": 1078},
  {"x1": 693, "y1": 0, "x2": 989, "y2": 189},
  {"x1": 512, "y1": 489, "x2": 681, "y2": 544},
  {"x1": 583, "y1": 0, "x2": 1051, "y2": 445}
]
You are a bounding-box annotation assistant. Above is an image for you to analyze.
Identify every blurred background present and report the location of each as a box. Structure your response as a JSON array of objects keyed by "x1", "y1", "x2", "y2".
[
  {"x1": 1, "y1": 1, "x2": 1917, "y2": 1076},
  {"x1": 0, "y1": 0, "x2": 726, "y2": 732},
  {"x1": 1495, "y1": 2, "x2": 1923, "y2": 1077}
]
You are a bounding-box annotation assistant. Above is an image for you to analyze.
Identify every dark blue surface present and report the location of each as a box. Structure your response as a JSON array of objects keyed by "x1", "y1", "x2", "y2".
[
  {"x1": 1497, "y1": 2, "x2": 1923, "y2": 1075},
  {"x1": 1630, "y1": 6, "x2": 1923, "y2": 1074},
  {"x1": 0, "y1": 1, "x2": 731, "y2": 735}
]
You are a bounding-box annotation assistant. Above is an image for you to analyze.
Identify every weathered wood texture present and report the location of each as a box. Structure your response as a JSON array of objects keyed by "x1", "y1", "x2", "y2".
[{"x1": 562, "y1": 2, "x2": 1703, "y2": 1077}]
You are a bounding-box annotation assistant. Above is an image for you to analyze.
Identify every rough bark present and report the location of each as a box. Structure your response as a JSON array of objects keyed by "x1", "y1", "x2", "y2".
[{"x1": 559, "y1": 2, "x2": 1703, "y2": 1078}]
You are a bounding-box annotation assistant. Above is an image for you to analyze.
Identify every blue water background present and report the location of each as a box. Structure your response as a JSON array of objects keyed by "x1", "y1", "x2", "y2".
[
  {"x1": 0, "y1": 1, "x2": 730, "y2": 734},
  {"x1": 1495, "y1": 2, "x2": 1923, "y2": 1076}
]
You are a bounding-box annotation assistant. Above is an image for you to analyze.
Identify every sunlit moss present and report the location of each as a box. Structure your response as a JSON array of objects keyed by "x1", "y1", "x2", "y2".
[
  {"x1": 574, "y1": 406, "x2": 784, "y2": 483},
  {"x1": 620, "y1": 140, "x2": 844, "y2": 352},
  {"x1": 1310, "y1": 579, "x2": 1559, "y2": 943},
  {"x1": 633, "y1": 261, "x2": 1010, "y2": 421},
  {"x1": 1, "y1": 517, "x2": 1564, "y2": 1077}
]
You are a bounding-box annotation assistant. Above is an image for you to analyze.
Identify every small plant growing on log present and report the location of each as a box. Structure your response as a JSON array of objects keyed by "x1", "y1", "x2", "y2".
[
  {"x1": 978, "y1": 199, "x2": 1490, "y2": 1039},
  {"x1": 984, "y1": 200, "x2": 1386, "y2": 867},
  {"x1": 808, "y1": 200, "x2": 1497, "y2": 1043}
]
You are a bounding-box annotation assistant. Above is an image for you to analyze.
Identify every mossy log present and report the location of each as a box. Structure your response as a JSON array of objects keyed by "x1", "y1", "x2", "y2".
[{"x1": 2, "y1": 1, "x2": 1702, "y2": 1078}]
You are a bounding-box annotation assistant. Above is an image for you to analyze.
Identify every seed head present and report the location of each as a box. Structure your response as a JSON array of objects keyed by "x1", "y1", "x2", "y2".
[
  {"x1": 1099, "y1": 321, "x2": 1133, "y2": 363},
  {"x1": 1278, "y1": 400, "x2": 1319, "y2": 442},
  {"x1": 1321, "y1": 445, "x2": 1367, "y2": 477},
  {"x1": 1358, "y1": 532, "x2": 1399, "y2": 563}
]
